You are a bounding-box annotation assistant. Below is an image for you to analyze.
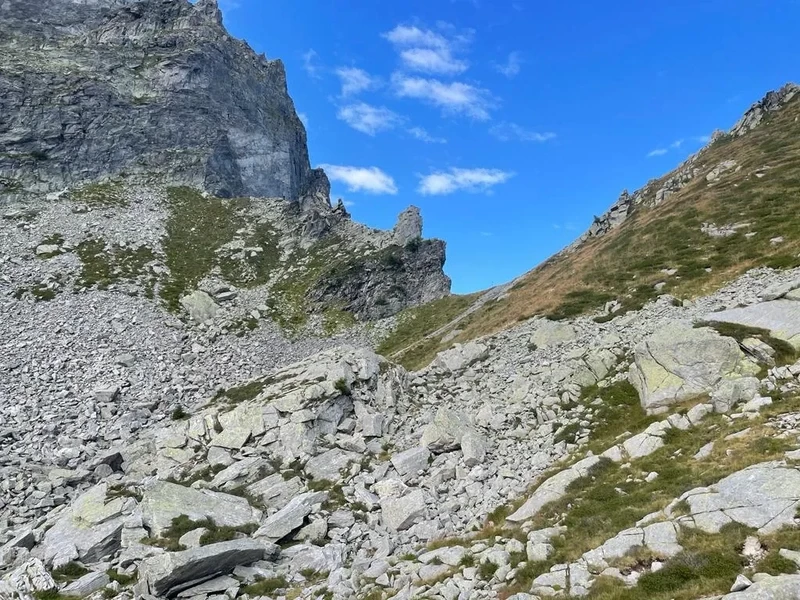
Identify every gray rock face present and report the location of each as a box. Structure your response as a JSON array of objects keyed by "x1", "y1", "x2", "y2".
[
  {"x1": 628, "y1": 323, "x2": 758, "y2": 413},
  {"x1": 136, "y1": 539, "x2": 277, "y2": 597},
  {"x1": 704, "y1": 299, "x2": 800, "y2": 351},
  {"x1": 41, "y1": 483, "x2": 130, "y2": 567},
  {"x1": 306, "y1": 239, "x2": 451, "y2": 320},
  {"x1": 0, "y1": 0, "x2": 312, "y2": 199},
  {"x1": 730, "y1": 84, "x2": 799, "y2": 137}
]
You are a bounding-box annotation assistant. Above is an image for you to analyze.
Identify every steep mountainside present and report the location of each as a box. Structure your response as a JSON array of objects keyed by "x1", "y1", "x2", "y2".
[
  {"x1": 385, "y1": 84, "x2": 800, "y2": 369},
  {"x1": 0, "y1": 0, "x2": 310, "y2": 199}
]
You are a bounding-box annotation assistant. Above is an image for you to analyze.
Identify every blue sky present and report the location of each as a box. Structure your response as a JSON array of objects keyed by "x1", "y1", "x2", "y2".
[{"x1": 213, "y1": 0, "x2": 798, "y2": 294}]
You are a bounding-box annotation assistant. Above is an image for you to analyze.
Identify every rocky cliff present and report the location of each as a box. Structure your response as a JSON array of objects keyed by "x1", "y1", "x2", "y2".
[
  {"x1": 0, "y1": 0, "x2": 311, "y2": 199},
  {"x1": 0, "y1": 0, "x2": 451, "y2": 325}
]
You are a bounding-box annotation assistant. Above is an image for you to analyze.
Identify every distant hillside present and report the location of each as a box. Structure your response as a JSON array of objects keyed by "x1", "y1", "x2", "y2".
[{"x1": 384, "y1": 84, "x2": 800, "y2": 369}]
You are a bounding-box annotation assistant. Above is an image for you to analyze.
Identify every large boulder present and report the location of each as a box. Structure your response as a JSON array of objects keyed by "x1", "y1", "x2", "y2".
[
  {"x1": 136, "y1": 539, "x2": 278, "y2": 597},
  {"x1": 420, "y1": 407, "x2": 474, "y2": 453},
  {"x1": 140, "y1": 481, "x2": 262, "y2": 537},
  {"x1": 42, "y1": 483, "x2": 131, "y2": 567},
  {"x1": 531, "y1": 321, "x2": 577, "y2": 348},
  {"x1": 431, "y1": 342, "x2": 489, "y2": 373},
  {"x1": 380, "y1": 490, "x2": 427, "y2": 531},
  {"x1": 629, "y1": 323, "x2": 759, "y2": 413},
  {"x1": 179, "y1": 290, "x2": 218, "y2": 323},
  {"x1": 253, "y1": 491, "x2": 327, "y2": 542}
]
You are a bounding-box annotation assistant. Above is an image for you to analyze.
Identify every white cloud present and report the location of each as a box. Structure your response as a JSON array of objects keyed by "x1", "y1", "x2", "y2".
[
  {"x1": 490, "y1": 122, "x2": 555, "y2": 142},
  {"x1": 695, "y1": 134, "x2": 711, "y2": 144},
  {"x1": 647, "y1": 148, "x2": 668, "y2": 157},
  {"x1": 392, "y1": 74, "x2": 494, "y2": 120},
  {"x1": 320, "y1": 164, "x2": 398, "y2": 195},
  {"x1": 670, "y1": 139, "x2": 684, "y2": 149},
  {"x1": 383, "y1": 24, "x2": 470, "y2": 75},
  {"x1": 302, "y1": 49, "x2": 321, "y2": 78},
  {"x1": 297, "y1": 112, "x2": 308, "y2": 127},
  {"x1": 337, "y1": 103, "x2": 402, "y2": 135},
  {"x1": 408, "y1": 126, "x2": 447, "y2": 144},
  {"x1": 494, "y1": 51, "x2": 521, "y2": 78},
  {"x1": 335, "y1": 67, "x2": 379, "y2": 97},
  {"x1": 418, "y1": 168, "x2": 513, "y2": 195},
  {"x1": 399, "y1": 48, "x2": 468, "y2": 75}
]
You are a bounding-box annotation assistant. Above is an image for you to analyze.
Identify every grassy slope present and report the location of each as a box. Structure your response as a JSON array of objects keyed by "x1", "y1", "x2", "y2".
[{"x1": 387, "y1": 94, "x2": 800, "y2": 367}]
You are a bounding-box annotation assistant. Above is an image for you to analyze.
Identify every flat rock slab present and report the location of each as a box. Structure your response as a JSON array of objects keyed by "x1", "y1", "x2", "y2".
[
  {"x1": 137, "y1": 539, "x2": 277, "y2": 597},
  {"x1": 717, "y1": 574, "x2": 800, "y2": 599},
  {"x1": 253, "y1": 491, "x2": 327, "y2": 541},
  {"x1": 304, "y1": 449, "x2": 360, "y2": 481},
  {"x1": 140, "y1": 481, "x2": 262, "y2": 537},
  {"x1": 704, "y1": 299, "x2": 800, "y2": 350},
  {"x1": 507, "y1": 455, "x2": 601, "y2": 523},
  {"x1": 680, "y1": 461, "x2": 800, "y2": 534}
]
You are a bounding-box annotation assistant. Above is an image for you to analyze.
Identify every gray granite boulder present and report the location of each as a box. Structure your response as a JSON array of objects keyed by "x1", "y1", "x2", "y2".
[
  {"x1": 629, "y1": 323, "x2": 759, "y2": 413},
  {"x1": 136, "y1": 539, "x2": 278, "y2": 597}
]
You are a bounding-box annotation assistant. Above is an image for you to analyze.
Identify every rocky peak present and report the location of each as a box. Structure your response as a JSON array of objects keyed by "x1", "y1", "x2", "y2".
[
  {"x1": 730, "y1": 83, "x2": 799, "y2": 137},
  {"x1": 393, "y1": 206, "x2": 424, "y2": 246}
]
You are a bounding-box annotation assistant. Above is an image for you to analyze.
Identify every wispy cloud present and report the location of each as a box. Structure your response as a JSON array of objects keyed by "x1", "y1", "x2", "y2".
[
  {"x1": 302, "y1": 49, "x2": 321, "y2": 79},
  {"x1": 493, "y1": 51, "x2": 522, "y2": 78},
  {"x1": 392, "y1": 74, "x2": 494, "y2": 120},
  {"x1": 418, "y1": 168, "x2": 513, "y2": 195},
  {"x1": 297, "y1": 112, "x2": 308, "y2": 128},
  {"x1": 320, "y1": 164, "x2": 398, "y2": 195},
  {"x1": 335, "y1": 67, "x2": 380, "y2": 97},
  {"x1": 337, "y1": 103, "x2": 402, "y2": 135},
  {"x1": 647, "y1": 136, "x2": 707, "y2": 158},
  {"x1": 383, "y1": 24, "x2": 471, "y2": 75},
  {"x1": 407, "y1": 126, "x2": 447, "y2": 144},
  {"x1": 490, "y1": 122, "x2": 555, "y2": 142}
]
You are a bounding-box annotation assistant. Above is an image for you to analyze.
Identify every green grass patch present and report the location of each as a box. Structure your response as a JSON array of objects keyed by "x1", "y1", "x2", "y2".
[
  {"x1": 52, "y1": 562, "x2": 88, "y2": 583},
  {"x1": 160, "y1": 187, "x2": 249, "y2": 311},
  {"x1": 106, "y1": 569, "x2": 136, "y2": 586},
  {"x1": 75, "y1": 238, "x2": 155, "y2": 291},
  {"x1": 71, "y1": 181, "x2": 127, "y2": 207},
  {"x1": 701, "y1": 321, "x2": 798, "y2": 366},
  {"x1": 242, "y1": 576, "x2": 289, "y2": 596},
  {"x1": 142, "y1": 515, "x2": 257, "y2": 551},
  {"x1": 212, "y1": 379, "x2": 267, "y2": 404},
  {"x1": 378, "y1": 293, "x2": 477, "y2": 368}
]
